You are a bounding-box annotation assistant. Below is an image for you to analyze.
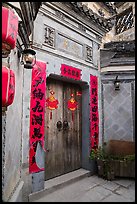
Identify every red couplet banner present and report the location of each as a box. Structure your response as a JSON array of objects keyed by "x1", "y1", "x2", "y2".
[
  {"x1": 29, "y1": 61, "x2": 46, "y2": 173},
  {"x1": 61, "y1": 64, "x2": 81, "y2": 80},
  {"x1": 90, "y1": 75, "x2": 99, "y2": 151}
]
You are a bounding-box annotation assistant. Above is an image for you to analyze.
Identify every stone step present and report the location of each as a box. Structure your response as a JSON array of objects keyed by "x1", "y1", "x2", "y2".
[{"x1": 29, "y1": 168, "x2": 91, "y2": 202}]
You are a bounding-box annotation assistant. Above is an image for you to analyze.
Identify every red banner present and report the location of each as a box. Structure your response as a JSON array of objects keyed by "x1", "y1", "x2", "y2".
[
  {"x1": 90, "y1": 75, "x2": 99, "y2": 151},
  {"x1": 29, "y1": 61, "x2": 46, "y2": 173},
  {"x1": 61, "y1": 64, "x2": 81, "y2": 80}
]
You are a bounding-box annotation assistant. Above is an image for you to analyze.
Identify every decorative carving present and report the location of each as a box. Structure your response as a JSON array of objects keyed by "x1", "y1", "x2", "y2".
[
  {"x1": 96, "y1": 35, "x2": 102, "y2": 42},
  {"x1": 85, "y1": 45, "x2": 93, "y2": 62},
  {"x1": 44, "y1": 25, "x2": 55, "y2": 48},
  {"x1": 78, "y1": 24, "x2": 86, "y2": 32},
  {"x1": 55, "y1": 10, "x2": 65, "y2": 19},
  {"x1": 98, "y1": 9, "x2": 105, "y2": 17}
]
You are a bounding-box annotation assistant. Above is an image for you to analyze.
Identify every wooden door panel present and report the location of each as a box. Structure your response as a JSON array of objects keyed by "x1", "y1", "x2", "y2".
[
  {"x1": 63, "y1": 83, "x2": 82, "y2": 173},
  {"x1": 45, "y1": 79, "x2": 64, "y2": 180},
  {"x1": 45, "y1": 78, "x2": 82, "y2": 180}
]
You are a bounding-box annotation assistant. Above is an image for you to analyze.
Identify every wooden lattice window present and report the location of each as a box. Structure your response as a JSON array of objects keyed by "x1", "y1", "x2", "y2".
[{"x1": 116, "y1": 7, "x2": 134, "y2": 35}]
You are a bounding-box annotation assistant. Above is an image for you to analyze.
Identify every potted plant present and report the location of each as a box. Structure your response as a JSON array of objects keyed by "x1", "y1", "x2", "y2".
[
  {"x1": 90, "y1": 146, "x2": 115, "y2": 180},
  {"x1": 90, "y1": 146, "x2": 135, "y2": 180},
  {"x1": 110, "y1": 154, "x2": 135, "y2": 178}
]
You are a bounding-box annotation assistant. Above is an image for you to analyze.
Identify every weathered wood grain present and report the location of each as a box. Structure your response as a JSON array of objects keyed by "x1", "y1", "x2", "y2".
[{"x1": 45, "y1": 78, "x2": 82, "y2": 180}]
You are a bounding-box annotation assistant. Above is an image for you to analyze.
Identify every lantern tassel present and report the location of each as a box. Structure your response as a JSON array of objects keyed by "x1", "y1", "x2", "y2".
[
  {"x1": 72, "y1": 111, "x2": 74, "y2": 122},
  {"x1": 50, "y1": 111, "x2": 52, "y2": 120}
]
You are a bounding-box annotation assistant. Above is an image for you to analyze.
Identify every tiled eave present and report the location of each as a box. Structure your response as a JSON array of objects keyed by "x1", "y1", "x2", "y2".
[
  {"x1": 104, "y1": 40, "x2": 135, "y2": 52},
  {"x1": 100, "y1": 40, "x2": 135, "y2": 70},
  {"x1": 102, "y1": 2, "x2": 117, "y2": 15},
  {"x1": 114, "y1": 2, "x2": 125, "y2": 8},
  {"x1": 67, "y1": 2, "x2": 114, "y2": 32}
]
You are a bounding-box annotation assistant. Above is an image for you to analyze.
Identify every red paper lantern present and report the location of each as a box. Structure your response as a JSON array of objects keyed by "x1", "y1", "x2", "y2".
[
  {"x1": 2, "y1": 66, "x2": 15, "y2": 107},
  {"x1": 2, "y1": 6, "x2": 18, "y2": 57}
]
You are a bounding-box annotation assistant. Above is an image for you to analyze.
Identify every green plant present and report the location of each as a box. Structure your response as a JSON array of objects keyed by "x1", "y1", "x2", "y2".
[
  {"x1": 90, "y1": 146, "x2": 108, "y2": 160},
  {"x1": 90, "y1": 145, "x2": 135, "y2": 180},
  {"x1": 106, "y1": 154, "x2": 135, "y2": 162}
]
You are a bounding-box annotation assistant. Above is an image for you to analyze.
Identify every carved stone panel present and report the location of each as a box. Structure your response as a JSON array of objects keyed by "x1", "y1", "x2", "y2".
[
  {"x1": 56, "y1": 33, "x2": 83, "y2": 58},
  {"x1": 43, "y1": 25, "x2": 55, "y2": 48},
  {"x1": 85, "y1": 45, "x2": 93, "y2": 62}
]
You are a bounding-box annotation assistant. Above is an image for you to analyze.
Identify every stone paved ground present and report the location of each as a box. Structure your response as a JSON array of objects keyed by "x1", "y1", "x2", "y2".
[{"x1": 32, "y1": 175, "x2": 135, "y2": 202}]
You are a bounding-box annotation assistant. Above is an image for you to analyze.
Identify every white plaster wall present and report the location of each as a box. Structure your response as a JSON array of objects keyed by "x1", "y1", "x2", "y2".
[{"x1": 3, "y1": 48, "x2": 24, "y2": 201}]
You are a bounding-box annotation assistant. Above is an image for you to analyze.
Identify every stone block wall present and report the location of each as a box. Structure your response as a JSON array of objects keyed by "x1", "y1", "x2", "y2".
[{"x1": 101, "y1": 75, "x2": 135, "y2": 144}]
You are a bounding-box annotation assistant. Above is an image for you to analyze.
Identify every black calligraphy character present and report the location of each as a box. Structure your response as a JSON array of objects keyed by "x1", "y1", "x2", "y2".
[
  {"x1": 93, "y1": 131, "x2": 98, "y2": 139},
  {"x1": 33, "y1": 141, "x2": 38, "y2": 152},
  {"x1": 67, "y1": 69, "x2": 71, "y2": 75},
  {"x1": 32, "y1": 127, "x2": 42, "y2": 139},
  {"x1": 33, "y1": 88, "x2": 44, "y2": 100},
  {"x1": 31, "y1": 155, "x2": 36, "y2": 165},
  {"x1": 32, "y1": 114, "x2": 43, "y2": 126},
  {"x1": 93, "y1": 140, "x2": 97, "y2": 147},
  {"x1": 92, "y1": 123, "x2": 98, "y2": 131},
  {"x1": 72, "y1": 70, "x2": 75, "y2": 76},
  {"x1": 63, "y1": 67, "x2": 67, "y2": 74},
  {"x1": 92, "y1": 88, "x2": 97, "y2": 96},
  {"x1": 92, "y1": 96, "x2": 97, "y2": 105},
  {"x1": 92, "y1": 106, "x2": 98, "y2": 112},
  {"x1": 33, "y1": 77, "x2": 44, "y2": 87},
  {"x1": 76, "y1": 71, "x2": 80, "y2": 78},
  {"x1": 92, "y1": 80, "x2": 97, "y2": 86},
  {"x1": 32, "y1": 101, "x2": 43, "y2": 112},
  {"x1": 92, "y1": 113, "x2": 98, "y2": 122}
]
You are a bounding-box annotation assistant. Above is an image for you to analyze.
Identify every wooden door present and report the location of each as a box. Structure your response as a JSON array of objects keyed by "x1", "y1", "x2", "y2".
[{"x1": 45, "y1": 78, "x2": 82, "y2": 180}]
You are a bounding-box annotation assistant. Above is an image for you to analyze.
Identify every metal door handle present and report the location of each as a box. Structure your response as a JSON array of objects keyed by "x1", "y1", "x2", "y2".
[
  {"x1": 56, "y1": 121, "x2": 63, "y2": 131},
  {"x1": 63, "y1": 121, "x2": 69, "y2": 130}
]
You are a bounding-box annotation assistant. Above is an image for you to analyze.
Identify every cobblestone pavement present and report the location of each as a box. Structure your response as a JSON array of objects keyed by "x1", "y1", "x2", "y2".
[{"x1": 32, "y1": 175, "x2": 135, "y2": 202}]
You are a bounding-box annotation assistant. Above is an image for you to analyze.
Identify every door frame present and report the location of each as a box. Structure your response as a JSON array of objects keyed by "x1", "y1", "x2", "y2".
[
  {"x1": 45, "y1": 74, "x2": 92, "y2": 173},
  {"x1": 45, "y1": 76, "x2": 83, "y2": 179}
]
